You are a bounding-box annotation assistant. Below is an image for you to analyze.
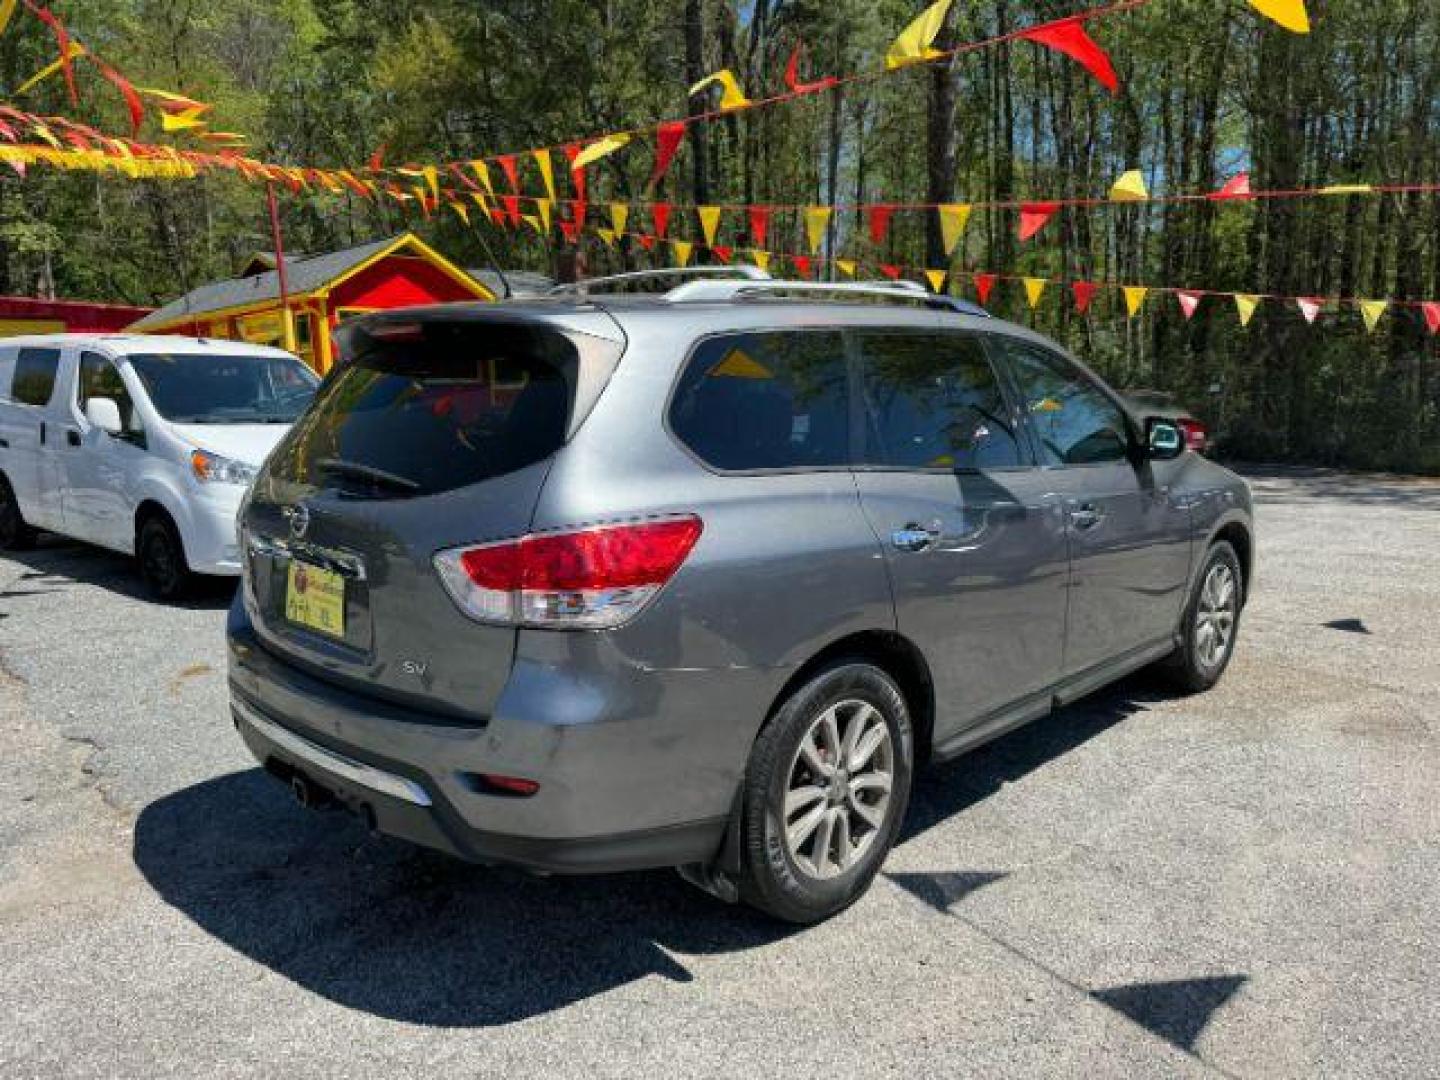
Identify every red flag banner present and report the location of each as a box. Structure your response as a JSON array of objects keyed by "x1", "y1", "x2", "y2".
[
  {"x1": 748, "y1": 205, "x2": 771, "y2": 248},
  {"x1": 651, "y1": 202, "x2": 672, "y2": 238},
  {"x1": 32, "y1": 6, "x2": 80, "y2": 105},
  {"x1": 1072, "y1": 280, "x2": 1100, "y2": 313},
  {"x1": 784, "y1": 44, "x2": 839, "y2": 95},
  {"x1": 496, "y1": 154, "x2": 520, "y2": 193},
  {"x1": 879, "y1": 263, "x2": 902, "y2": 280},
  {"x1": 1212, "y1": 173, "x2": 1253, "y2": 200},
  {"x1": 868, "y1": 205, "x2": 895, "y2": 245},
  {"x1": 1177, "y1": 290, "x2": 1203, "y2": 320},
  {"x1": 1019, "y1": 20, "x2": 1119, "y2": 95},
  {"x1": 1019, "y1": 202, "x2": 1060, "y2": 241},
  {"x1": 974, "y1": 273, "x2": 998, "y2": 305},
  {"x1": 563, "y1": 143, "x2": 586, "y2": 201},
  {"x1": 650, "y1": 121, "x2": 686, "y2": 188},
  {"x1": 792, "y1": 254, "x2": 813, "y2": 278},
  {"x1": 1424, "y1": 302, "x2": 1440, "y2": 335}
]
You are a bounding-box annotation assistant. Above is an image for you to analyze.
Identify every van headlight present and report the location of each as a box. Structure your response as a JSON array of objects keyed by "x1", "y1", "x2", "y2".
[{"x1": 190, "y1": 449, "x2": 257, "y2": 486}]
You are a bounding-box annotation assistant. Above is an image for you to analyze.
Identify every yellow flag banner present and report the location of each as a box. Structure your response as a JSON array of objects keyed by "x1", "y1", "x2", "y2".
[
  {"x1": 688, "y1": 70, "x2": 750, "y2": 111},
  {"x1": 1248, "y1": 0, "x2": 1311, "y2": 34},
  {"x1": 835, "y1": 258, "x2": 858, "y2": 278},
  {"x1": 749, "y1": 250, "x2": 772, "y2": 272},
  {"x1": 938, "y1": 204, "x2": 971, "y2": 256},
  {"x1": 1235, "y1": 294, "x2": 1261, "y2": 327},
  {"x1": 1023, "y1": 277, "x2": 1047, "y2": 309},
  {"x1": 1124, "y1": 286, "x2": 1149, "y2": 318},
  {"x1": 1360, "y1": 300, "x2": 1388, "y2": 332},
  {"x1": 14, "y1": 42, "x2": 85, "y2": 97},
  {"x1": 0, "y1": 0, "x2": 17, "y2": 39},
  {"x1": 1319, "y1": 184, "x2": 1373, "y2": 196},
  {"x1": 596, "y1": 227, "x2": 616, "y2": 246},
  {"x1": 423, "y1": 165, "x2": 441, "y2": 205},
  {"x1": 1110, "y1": 169, "x2": 1149, "y2": 202},
  {"x1": 926, "y1": 270, "x2": 948, "y2": 294},
  {"x1": 697, "y1": 205, "x2": 723, "y2": 247},
  {"x1": 470, "y1": 160, "x2": 494, "y2": 196},
  {"x1": 886, "y1": 0, "x2": 953, "y2": 70},
  {"x1": 804, "y1": 206, "x2": 832, "y2": 253},
  {"x1": 161, "y1": 107, "x2": 208, "y2": 133},
  {"x1": 533, "y1": 150, "x2": 556, "y2": 202},
  {"x1": 572, "y1": 133, "x2": 631, "y2": 171},
  {"x1": 671, "y1": 239, "x2": 694, "y2": 267},
  {"x1": 609, "y1": 203, "x2": 629, "y2": 235},
  {"x1": 536, "y1": 198, "x2": 552, "y2": 233}
]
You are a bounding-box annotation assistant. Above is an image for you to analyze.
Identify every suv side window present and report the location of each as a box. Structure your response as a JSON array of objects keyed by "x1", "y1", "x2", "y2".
[
  {"x1": 12, "y1": 348, "x2": 60, "y2": 408},
  {"x1": 669, "y1": 331, "x2": 849, "y2": 471},
  {"x1": 857, "y1": 331, "x2": 1024, "y2": 470},
  {"x1": 996, "y1": 339, "x2": 1132, "y2": 466},
  {"x1": 78, "y1": 352, "x2": 138, "y2": 432}
]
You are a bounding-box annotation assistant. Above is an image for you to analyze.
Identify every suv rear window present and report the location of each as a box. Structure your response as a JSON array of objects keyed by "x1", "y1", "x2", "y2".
[
  {"x1": 669, "y1": 331, "x2": 849, "y2": 471},
  {"x1": 268, "y1": 319, "x2": 610, "y2": 497},
  {"x1": 12, "y1": 348, "x2": 60, "y2": 407}
]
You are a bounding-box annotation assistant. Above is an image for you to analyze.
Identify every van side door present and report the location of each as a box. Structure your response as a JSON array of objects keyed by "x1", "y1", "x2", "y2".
[
  {"x1": 3, "y1": 345, "x2": 66, "y2": 531},
  {"x1": 849, "y1": 329, "x2": 1070, "y2": 749},
  {"x1": 62, "y1": 351, "x2": 145, "y2": 550}
]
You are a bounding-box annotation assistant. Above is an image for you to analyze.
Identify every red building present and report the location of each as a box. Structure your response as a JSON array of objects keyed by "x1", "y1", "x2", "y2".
[
  {"x1": 0, "y1": 296, "x2": 154, "y2": 337},
  {"x1": 128, "y1": 232, "x2": 494, "y2": 372}
]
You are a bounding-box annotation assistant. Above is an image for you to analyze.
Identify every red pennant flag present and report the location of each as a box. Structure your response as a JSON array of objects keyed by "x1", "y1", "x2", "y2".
[
  {"x1": 496, "y1": 154, "x2": 520, "y2": 193},
  {"x1": 1297, "y1": 297, "x2": 1322, "y2": 324},
  {"x1": 651, "y1": 202, "x2": 672, "y2": 238},
  {"x1": 1423, "y1": 302, "x2": 1440, "y2": 335},
  {"x1": 94, "y1": 62, "x2": 145, "y2": 137},
  {"x1": 748, "y1": 205, "x2": 771, "y2": 248},
  {"x1": 488, "y1": 207, "x2": 507, "y2": 227},
  {"x1": 784, "y1": 44, "x2": 839, "y2": 95},
  {"x1": 879, "y1": 263, "x2": 902, "y2": 281},
  {"x1": 792, "y1": 254, "x2": 813, "y2": 279},
  {"x1": 1177, "y1": 290, "x2": 1203, "y2": 320},
  {"x1": 1019, "y1": 20, "x2": 1120, "y2": 95},
  {"x1": 868, "y1": 205, "x2": 895, "y2": 245},
  {"x1": 637, "y1": 234, "x2": 656, "y2": 252},
  {"x1": 502, "y1": 194, "x2": 521, "y2": 227},
  {"x1": 367, "y1": 144, "x2": 387, "y2": 172},
  {"x1": 563, "y1": 143, "x2": 587, "y2": 202},
  {"x1": 711, "y1": 245, "x2": 734, "y2": 264},
  {"x1": 1019, "y1": 202, "x2": 1059, "y2": 242},
  {"x1": 1072, "y1": 281, "x2": 1100, "y2": 313},
  {"x1": 973, "y1": 273, "x2": 998, "y2": 305},
  {"x1": 650, "y1": 121, "x2": 686, "y2": 188},
  {"x1": 33, "y1": 7, "x2": 80, "y2": 105},
  {"x1": 559, "y1": 220, "x2": 580, "y2": 244},
  {"x1": 1211, "y1": 173, "x2": 1253, "y2": 200}
]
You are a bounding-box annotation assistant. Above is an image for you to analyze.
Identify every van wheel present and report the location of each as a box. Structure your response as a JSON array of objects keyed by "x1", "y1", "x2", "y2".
[
  {"x1": 0, "y1": 476, "x2": 36, "y2": 551},
  {"x1": 736, "y1": 661, "x2": 913, "y2": 924},
  {"x1": 138, "y1": 515, "x2": 193, "y2": 601},
  {"x1": 1160, "y1": 540, "x2": 1243, "y2": 693}
]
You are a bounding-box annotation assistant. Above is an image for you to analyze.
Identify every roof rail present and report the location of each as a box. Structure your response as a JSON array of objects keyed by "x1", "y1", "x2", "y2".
[
  {"x1": 663, "y1": 278, "x2": 990, "y2": 316},
  {"x1": 549, "y1": 265, "x2": 771, "y2": 297}
]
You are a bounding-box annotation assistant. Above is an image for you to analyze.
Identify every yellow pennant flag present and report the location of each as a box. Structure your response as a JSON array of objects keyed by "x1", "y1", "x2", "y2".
[
  {"x1": 1234, "y1": 294, "x2": 1261, "y2": 327},
  {"x1": 697, "y1": 206, "x2": 723, "y2": 248},
  {"x1": 161, "y1": 107, "x2": 208, "y2": 132},
  {"x1": 471, "y1": 193, "x2": 491, "y2": 217},
  {"x1": 939, "y1": 204, "x2": 971, "y2": 256},
  {"x1": 804, "y1": 206, "x2": 832, "y2": 253},
  {"x1": 449, "y1": 200, "x2": 470, "y2": 226},
  {"x1": 422, "y1": 165, "x2": 441, "y2": 205},
  {"x1": 749, "y1": 250, "x2": 772, "y2": 272},
  {"x1": 572, "y1": 133, "x2": 631, "y2": 171},
  {"x1": 608, "y1": 203, "x2": 630, "y2": 237},
  {"x1": 596, "y1": 228, "x2": 617, "y2": 246},
  {"x1": 522, "y1": 215, "x2": 543, "y2": 235},
  {"x1": 1124, "y1": 286, "x2": 1149, "y2": 318},
  {"x1": 925, "y1": 270, "x2": 948, "y2": 294},
  {"x1": 15, "y1": 42, "x2": 87, "y2": 96},
  {"x1": 688, "y1": 70, "x2": 750, "y2": 111},
  {"x1": 1319, "y1": 184, "x2": 1373, "y2": 196},
  {"x1": 835, "y1": 258, "x2": 858, "y2": 278},
  {"x1": 886, "y1": 0, "x2": 952, "y2": 70},
  {"x1": 470, "y1": 160, "x2": 494, "y2": 196},
  {"x1": 671, "y1": 239, "x2": 694, "y2": 267},
  {"x1": 533, "y1": 150, "x2": 557, "y2": 202},
  {"x1": 1248, "y1": 0, "x2": 1310, "y2": 34},
  {"x1": 0, "y1": 0, "x2": 18, "y2": 38},
  {"x1": 1110, "y1": 169, "x2": 1149, "y2": 202},
  {"x1": 1023, "y1": 277, "x2": 1047, "y2": 309},
  {"x1": 536, "y1": 198, "x2": 553, "y2": 233},
  {"x1": 1359, "y1": 300, "x2": 1388, "y2": 333}
]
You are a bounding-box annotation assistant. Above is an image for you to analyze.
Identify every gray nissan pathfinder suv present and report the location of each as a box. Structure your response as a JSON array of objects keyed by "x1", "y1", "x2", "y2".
[{"x1": 227, "y1": 270, "x2": 1253, "y2": 923}]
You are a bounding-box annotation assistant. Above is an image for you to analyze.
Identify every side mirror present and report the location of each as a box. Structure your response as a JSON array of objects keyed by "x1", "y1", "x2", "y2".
[
  {"x1": 1146, "y1": 417, "x2": 1185, "y2": 461},
  {"x1": 85, "y1": 397, "x2": 124, "y2": 436}
]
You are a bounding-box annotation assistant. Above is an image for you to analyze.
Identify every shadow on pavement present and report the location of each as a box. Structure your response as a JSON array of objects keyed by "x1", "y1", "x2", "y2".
[
  {"x1": 132, "y1": 670, "x2": 1174, "y2": 1027},
  {"x1": 0, "y1": 534, "x2": 234, "y2": 610}
]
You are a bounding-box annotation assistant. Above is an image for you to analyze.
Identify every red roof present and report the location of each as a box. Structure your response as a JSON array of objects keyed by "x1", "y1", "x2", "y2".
[{"x1": 0, "y1": 295, "x2": 153, "y2": 332}]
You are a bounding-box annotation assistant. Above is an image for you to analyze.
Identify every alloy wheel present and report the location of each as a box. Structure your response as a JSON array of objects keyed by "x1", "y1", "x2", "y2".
[{"x1": 1195, "y1": 562, "x2": 1238, "y2": 669}]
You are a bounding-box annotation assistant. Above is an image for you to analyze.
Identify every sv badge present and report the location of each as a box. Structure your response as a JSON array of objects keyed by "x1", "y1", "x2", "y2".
[{"x1": 401, "y1": 660, "x2": 429, "y2": 678}]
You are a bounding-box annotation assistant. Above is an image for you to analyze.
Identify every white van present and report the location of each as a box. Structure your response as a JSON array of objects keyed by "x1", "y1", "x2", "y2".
[{"x1": 0, "y1": 334, "x2": 318, "y2": 598}]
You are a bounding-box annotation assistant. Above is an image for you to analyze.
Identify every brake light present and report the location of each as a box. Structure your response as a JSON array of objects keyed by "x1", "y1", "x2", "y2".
[
  {"x1": 1178, "y1": 418, "x2": 1208, "y2": 453},
  {"x1": 434, "y1": 516, "x2": 703, "y2": 629}
]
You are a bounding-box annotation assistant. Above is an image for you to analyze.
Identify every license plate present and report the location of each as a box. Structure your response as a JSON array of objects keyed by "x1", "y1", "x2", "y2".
[{"x1": 285, "y1": 560, "x2": 346, "y2": 638}]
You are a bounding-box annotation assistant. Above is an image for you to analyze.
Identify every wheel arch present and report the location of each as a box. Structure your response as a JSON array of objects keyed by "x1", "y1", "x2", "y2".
[{"x1": 1208, "y1": 517, "x2": 1253, "y2": 605}]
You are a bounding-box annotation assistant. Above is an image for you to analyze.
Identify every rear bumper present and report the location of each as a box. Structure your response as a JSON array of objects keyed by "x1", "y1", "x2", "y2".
[{"x1": 224, "y1": 598, "x2": 772, "y2": 873}]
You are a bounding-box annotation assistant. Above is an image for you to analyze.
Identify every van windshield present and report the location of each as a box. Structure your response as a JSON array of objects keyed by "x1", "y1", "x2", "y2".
[{"x1": 128, "y1": 352, "x2": 319, "y2": 424}]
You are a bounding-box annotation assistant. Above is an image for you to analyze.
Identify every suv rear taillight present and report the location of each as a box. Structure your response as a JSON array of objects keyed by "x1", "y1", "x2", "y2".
[
  {"x1": 1179, "y1": 418, "x2": 1208, "y2": 453},
  {"x1": 434, "y1": 516, "x2": 703, "y2": 629}
]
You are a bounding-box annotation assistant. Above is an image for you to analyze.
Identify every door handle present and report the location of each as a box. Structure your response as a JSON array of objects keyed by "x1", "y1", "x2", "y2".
[
  {"x1": 66, "y1": 428, "x2": 81, "y2": 447},
  {"x1": 1069, "y1": 504, "x2": 1105, "y2": 531},
  {"x1": 891, "y1": 524, "x2": 939, "y2": 553}
]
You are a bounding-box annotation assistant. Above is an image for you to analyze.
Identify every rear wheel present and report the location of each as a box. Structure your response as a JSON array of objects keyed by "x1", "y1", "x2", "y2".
[
  {"x1": 1161, "y1": 540, "x2": 1243, "y2": 693},
  {"x1": 736, "y1": 661, "x2": 913, "y2": 924},
  {"x1": 0, "y1": 475, "x2": 36, "y2": 551},
  {"x1": 138, "y1": 514, "x2": 193, "y2": 601}
]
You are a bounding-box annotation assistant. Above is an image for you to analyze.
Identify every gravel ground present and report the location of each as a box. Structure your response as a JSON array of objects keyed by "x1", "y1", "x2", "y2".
[{"x1": 0, "y1": 466, "x2": 1437, "y2": 1078}]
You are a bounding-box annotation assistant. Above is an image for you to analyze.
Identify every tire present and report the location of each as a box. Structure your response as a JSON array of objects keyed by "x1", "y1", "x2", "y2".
[
  {"x1": 0, "y1": 474, "x2": 36, "y2": 551},
  {"x1": 1161, "y1": 540, "x2": 1244, "y2": 693},
  {"x1": 736, "y1": 661, "x2": 914, "y2": 924},
  {"x1": 137, "y1": 514, "x2": 194, "y2": 601}
]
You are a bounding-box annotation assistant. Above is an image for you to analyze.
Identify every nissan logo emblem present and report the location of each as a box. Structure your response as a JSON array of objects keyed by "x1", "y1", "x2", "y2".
[{"x1": 282, "y1": 504, "x2": 311, "y2": 540}]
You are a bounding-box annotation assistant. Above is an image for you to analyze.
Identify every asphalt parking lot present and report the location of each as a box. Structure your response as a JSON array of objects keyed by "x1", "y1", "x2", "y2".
[{"x1": 1, "y1": 467, "x2": 1437, "y2": 1078}]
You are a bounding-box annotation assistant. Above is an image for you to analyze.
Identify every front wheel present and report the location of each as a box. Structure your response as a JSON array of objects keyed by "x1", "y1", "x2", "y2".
[
  {"x1": 1161, "y1": 540, "x2": 1244, "y2": 693},
  {"x1": 736, "y1": 662, "x2": 914, "y2": 924},
  {"x1": 138, "y1": 515, "x2": 194, "y2": 601}
]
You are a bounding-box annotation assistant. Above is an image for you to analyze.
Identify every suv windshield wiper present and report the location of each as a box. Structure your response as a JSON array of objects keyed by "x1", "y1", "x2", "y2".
[{"x1": 315, "y1": 458, "x2": 422, "y2": 494}]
